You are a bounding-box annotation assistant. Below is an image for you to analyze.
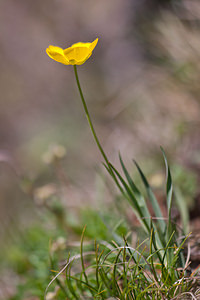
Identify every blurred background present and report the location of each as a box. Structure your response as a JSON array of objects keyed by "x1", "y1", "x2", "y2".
[{"x1": 0, "y1": 0, "x2": 200, "y2": 298}]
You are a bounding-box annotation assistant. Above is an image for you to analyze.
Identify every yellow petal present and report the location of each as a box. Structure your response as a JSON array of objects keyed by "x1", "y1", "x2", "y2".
[
  {"x1": 46, "y1": 45, "x2": 69, "y2": 65},
  {"x1": 71, "y1": 38, "x2": 98, "y2": 50},
  {"x1": 89, "y1": 38, "x2": 98, "y2": 52},
  {"x1": 64, "y1": 46, "x2": 90, "y2": 64},
  {"x1": 46, "y1": 38, "x2": 98, "y2": 66},
  {"x1": 71, "y1": 42, "x2": 91, "y2": 49},
  {"x1": 64, "y1": 38, "x2": 98, "y2": 65}
]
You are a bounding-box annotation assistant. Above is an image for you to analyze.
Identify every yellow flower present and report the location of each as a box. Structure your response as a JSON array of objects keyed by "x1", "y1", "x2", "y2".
[{"x1": 46, "y1": 38, "x2": 98, "y2": 65}]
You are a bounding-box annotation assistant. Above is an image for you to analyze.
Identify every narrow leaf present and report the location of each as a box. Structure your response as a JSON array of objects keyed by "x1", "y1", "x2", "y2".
[
  {"x1": 134, "y1": 160, "x2": 166, "y2": 236},
  {"x1": 119, "y1": 154, "x2": 151, "y2": 229},
  {"x1": 161, "y1": 147, "x2": 173, "y2": 220},
  {"x1": 109, "y1": 162, "x2": 150, "y2": 232}
]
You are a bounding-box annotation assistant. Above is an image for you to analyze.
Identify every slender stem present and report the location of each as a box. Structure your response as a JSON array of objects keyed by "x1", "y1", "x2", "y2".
[
  {"x1": 73, "y1": 65, "x2": 110, "y2": 166},
  {"x1": 73, "y1": 65, "x2": 125, "y2": 194}
]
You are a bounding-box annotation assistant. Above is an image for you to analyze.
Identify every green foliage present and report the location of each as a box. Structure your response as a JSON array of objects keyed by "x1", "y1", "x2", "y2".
[
  {"x1": 3, "y1": 150, "x2": 199, "y2": 299},
  {"x1": 80, "y1": 208, "x2": 128, "y2": 240},
  {"x1": 45, "y1": 233, "x2": 191, "y2": 300},
  {"x1": 43, "y1": 150, "x2": 198, "y2": 299},
  {"x1": 106, "y1": 149, "x2": 186, "y2": 268},
  {"x1": 1, "y1": 223, "x2": 65, "y2": 300},
  {"x1": 6, "y1": 149, "x2": 198, "y2": 299}
]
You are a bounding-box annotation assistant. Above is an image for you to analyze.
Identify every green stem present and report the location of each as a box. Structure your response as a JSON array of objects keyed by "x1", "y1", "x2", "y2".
[
  {"x1": 73, "y1": 65, "x2": 110, "y2": 166},
  {"x1": 73, "y1": 65, "x2": 125, "y2": 195}
]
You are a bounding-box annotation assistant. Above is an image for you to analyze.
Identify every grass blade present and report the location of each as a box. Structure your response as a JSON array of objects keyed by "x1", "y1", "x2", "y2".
[
  {"x1": 161, "y1": 147, "x2": 173, "y2": 221},
  {"x1": 160, "y1": 148, "x2": 174, "y2": 266},
  {"x1": 119, "y1": 154, "x2": 151, "y2": 229},
  {"x1": 108, "y1": 162, "x2": 150, "y2": 232},
  {"x1": 134, "y1": 160, "x2": 166, "y2": 237}
]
